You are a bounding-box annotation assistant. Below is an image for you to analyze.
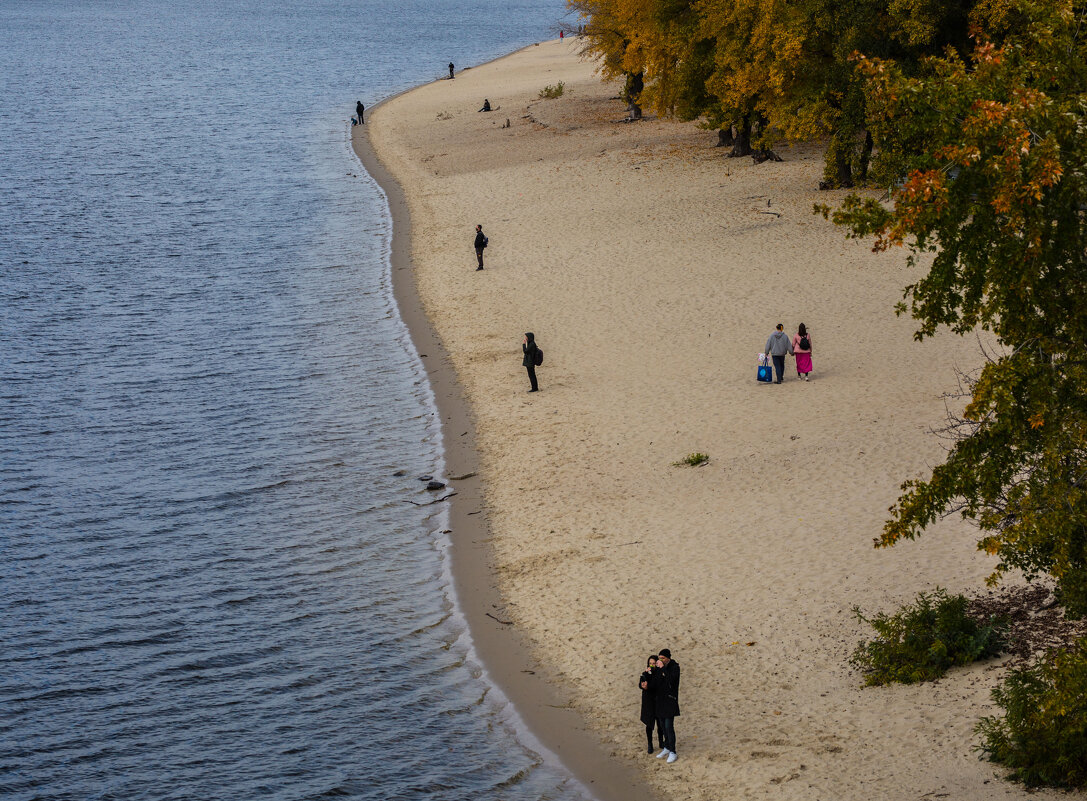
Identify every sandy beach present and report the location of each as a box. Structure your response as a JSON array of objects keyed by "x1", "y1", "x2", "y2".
[{"x1": 356, "y1": 39, "x2": 1067, "y2": 801}]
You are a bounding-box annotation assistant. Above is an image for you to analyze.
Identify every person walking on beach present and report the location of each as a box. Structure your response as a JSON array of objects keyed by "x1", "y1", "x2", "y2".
[
  {"x1": 355, "y1": 100, "x2": 365, "y2": 124},
  {"x1": 649, "y1": 649, "x2": 680, "y2": 762},
  {"x1": 639, "y1": 655, "x2": 666, "y2": 755},
  {"x1": 522, "y1": 332, "x2": 540, "y2": 392},
  {"x1": 473, "y1": 224, "x2": 488, "y2": 270},
  {"x1": 792, "y1": 322, "x2": 813, "y2": 381},
  {"x1": 448, "y1": 62, "x2": 455, "y2": 79},
  {"x1": 764, "y1": 323, "x2": 793, "y2": 384}
]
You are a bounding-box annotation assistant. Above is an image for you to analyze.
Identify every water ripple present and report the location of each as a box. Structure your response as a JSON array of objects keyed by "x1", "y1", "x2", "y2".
[{"x1": 0, "y1": 1, "x2": 582, "y2": 800}]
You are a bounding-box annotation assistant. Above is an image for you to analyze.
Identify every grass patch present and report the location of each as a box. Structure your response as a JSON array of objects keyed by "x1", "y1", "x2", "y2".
[
  {"x1": 673, "y1": 452, "x2": 709, "y2": 467},
  {"x1": 538, "y1": 81, "x2": 565, "y2": 99},
  {"x1": 850, "y1": 588, "x2": 1006, "y2": 686},
  {"x1": 976, "y1": 637, "x2": 1087, "y2": 789}
]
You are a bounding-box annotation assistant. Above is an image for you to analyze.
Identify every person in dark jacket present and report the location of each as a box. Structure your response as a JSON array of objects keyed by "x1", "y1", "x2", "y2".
[
  {"x1": 474, "y1": 224, "x2": 487, "y2": 270},
  {"x1": 355, "y1": 100, "x2": 365, "y2": 124},
  {"x1": 639, "y1": 655, "x2": 666, "y2": 754},
  {"x1": 649, "y1": 648, "x2": 680, "y2": 762},
  {"x1": 478, "y1": 99, "x2": 491, "y2": 112},
  {"x1": 448, "y1": 62, "x2": 455, "y2": 79},
  {"x1": 522, "y1": 332, "x2": 539, "y2": 392}
]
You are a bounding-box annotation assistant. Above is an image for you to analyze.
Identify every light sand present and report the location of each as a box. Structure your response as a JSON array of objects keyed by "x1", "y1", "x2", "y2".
[{"x1": 363, "y1": 39, "x2": 1065, "y2": 801}]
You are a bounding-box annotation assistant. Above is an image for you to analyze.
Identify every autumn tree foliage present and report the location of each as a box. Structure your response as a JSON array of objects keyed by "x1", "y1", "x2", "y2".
[
  {"x1": 827, "y1": 0, "x2": 1087, "y2": 615},
  {"x1": 570, "y1": 0, "x2": 979, "y2": 185}
]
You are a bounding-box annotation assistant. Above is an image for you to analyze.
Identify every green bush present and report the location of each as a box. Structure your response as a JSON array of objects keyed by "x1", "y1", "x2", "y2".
[
  {"x1": 850, "y1": 589, "x2": 1006, "y2": 686},
  {"x1": 976, "y1": 637, "x2": 1087, "y2": 789},
  {"x1": 673, "y1": 452, "x2": 709, "y2": 467},
  {"x1": 538, "y1": 81, "x2": 565, "y2": 99}
]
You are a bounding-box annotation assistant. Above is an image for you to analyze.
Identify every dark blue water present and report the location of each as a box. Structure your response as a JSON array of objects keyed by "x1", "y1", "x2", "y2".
[{"x1": 0, "y1": 1, "x2": 584, "y2": 799}]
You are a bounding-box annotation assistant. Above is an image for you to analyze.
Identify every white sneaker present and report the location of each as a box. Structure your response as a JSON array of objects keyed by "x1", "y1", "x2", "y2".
[
  {"x1": 656, "y1": 748, "x2": 669, "y2": 758},
  {"x1": 666, "y1": 751, "x2": 678, "y2": 763}
]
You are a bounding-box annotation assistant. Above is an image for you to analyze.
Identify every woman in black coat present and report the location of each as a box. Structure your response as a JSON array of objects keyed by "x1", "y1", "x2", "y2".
[
  {"x1": 522, "y1": 332, "x2": 539, "y2": 392},
  {"x1": 639, "y1": 655, "x2": 665, "y2": 754}
]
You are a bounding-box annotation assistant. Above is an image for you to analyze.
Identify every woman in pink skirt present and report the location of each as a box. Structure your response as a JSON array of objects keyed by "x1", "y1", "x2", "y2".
[{"x1": 792, "y1": 323, "x2": 813, "y2": 381}]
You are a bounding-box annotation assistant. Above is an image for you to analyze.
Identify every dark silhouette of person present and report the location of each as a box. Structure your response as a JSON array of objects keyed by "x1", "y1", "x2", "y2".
[
  {"x1": 355, "y1": 100, "x2": 365, "y2": 124},
  {"x1": 639, "y1": 655, "x2": 666, "y2": 755},
  {"x1": 522, "y1": 333, "x2": 540, "y2": 392},
  {"x1": 474, "y1": 224, "x2": 487, "y2": 270},
  {"x1": 478, "y1": 99, "x2": 491, "y2": 112},
  {"x1": 648, "y1": 649, "x2": 680, "y2": 762},
  {"x1": 449, "y1": 62, "x2": 455, "y2": 79}
]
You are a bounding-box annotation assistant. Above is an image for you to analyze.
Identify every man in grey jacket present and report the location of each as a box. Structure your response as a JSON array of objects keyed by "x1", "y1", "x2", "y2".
[{"x1": 764, "y1": 323, "x2": 793, "y2": 384}]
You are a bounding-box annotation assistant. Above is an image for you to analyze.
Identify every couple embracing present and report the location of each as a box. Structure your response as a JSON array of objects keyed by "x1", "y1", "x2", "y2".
[{"x1": 639, "y1": 648, "x2": 680, "y2": 763}]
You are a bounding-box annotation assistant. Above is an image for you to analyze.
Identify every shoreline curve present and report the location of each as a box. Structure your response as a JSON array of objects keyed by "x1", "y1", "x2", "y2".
[{"x1": 350, "y1": 45, "x2": 659, "y2": 801}]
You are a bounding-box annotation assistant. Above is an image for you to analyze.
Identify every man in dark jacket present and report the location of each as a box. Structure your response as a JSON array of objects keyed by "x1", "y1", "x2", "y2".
[
  {"x1": 355, "y1": 100, "x2": 365, "y2": 124},
  {"x1": 522, "y1": 332, "x2": 539, "y2": 392},
  {"x1": 474, "y1": 224, "x2": 487, "y2": 270},
  {"x1": 650, "y1": 648, "x2": 680, "y2": 762}
]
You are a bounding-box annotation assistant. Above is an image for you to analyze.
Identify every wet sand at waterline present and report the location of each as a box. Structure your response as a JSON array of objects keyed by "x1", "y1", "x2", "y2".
[{"x1": 358, "y1": 38, "x2": 1063, "y2": 801}]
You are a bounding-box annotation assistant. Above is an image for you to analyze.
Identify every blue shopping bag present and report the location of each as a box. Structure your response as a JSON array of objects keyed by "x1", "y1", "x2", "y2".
[{"x1": 757, "y1": 363, "x2": 773, "y2": 383}]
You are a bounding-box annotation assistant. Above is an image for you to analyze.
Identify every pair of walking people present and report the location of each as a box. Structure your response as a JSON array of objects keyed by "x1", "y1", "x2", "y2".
[
  {"x1": 764, "y1": 322, "x2": 813, "y2": 383},
  {"x1": 639, "y1": 649, "x2": 680, "y2": 763}
]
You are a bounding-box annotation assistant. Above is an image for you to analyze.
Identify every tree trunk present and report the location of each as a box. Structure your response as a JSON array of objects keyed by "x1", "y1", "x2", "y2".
[
  {"x1": 836, "y1": 146, "x2": 854, "y2": 188},
  {"x1": 857, "y1": 129, "x2": 874, "y2": 182},
  {"x1": 716, "y1": 127, "x2": 734, "y2": 147},
  {"x1": 624, "y1": 72, "x2": 644, "y2": 121},
  {"x1": 752, "y1": 148, "x2": 783, "y2": 164},
  {"x1": 728, "y1": 116, "x2": 753, "y2": 158},
  {"x1": 819, "y1": 132, "x2": 854, "y2": 189}
]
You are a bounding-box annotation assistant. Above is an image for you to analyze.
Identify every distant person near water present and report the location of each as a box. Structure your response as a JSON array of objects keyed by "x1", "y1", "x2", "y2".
[
  {"x1": 478, "y1": 99, "x2": 491, "y2": 112},
  {"x1": 792, "y1": 323, "x2": 812, "y2": 381},
  {"x1": 764, "y1": 323, "x2": 793, "y2": 384},
  {"x1": 639, "y1": 655, "x2": 666, "y2": 755},
  {"x1": 448, "y1": 62, "x2": 455, "y2": 79},
  {"x1": 648, "y1": 649, "x2": 680, "y2": 762},
  {"x1": 355, "y1": 100, "x2": 365, "y2": 124},
  {"x1": 473, "y1": 224, "x2": 488, "y2": 270},
  {"x1": 522, "y1": 333, "x2": 541, "y2": 392}
]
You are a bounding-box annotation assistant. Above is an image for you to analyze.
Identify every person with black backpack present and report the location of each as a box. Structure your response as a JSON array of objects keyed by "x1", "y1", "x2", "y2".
[
  {"x1": 474, "y1": 224, "x2": 488, "y2": 270},
  {"x1": 522, "y1": 332, "x2": 541, "y2": 392},
  {"x1": 792, "y1": 322, "x2": 813, "y2": 381}
]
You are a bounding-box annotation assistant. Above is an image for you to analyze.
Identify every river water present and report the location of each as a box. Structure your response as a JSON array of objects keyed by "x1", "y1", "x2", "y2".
[{"x1": 0, "y1": 1, "x2": 585, "y2": 799}]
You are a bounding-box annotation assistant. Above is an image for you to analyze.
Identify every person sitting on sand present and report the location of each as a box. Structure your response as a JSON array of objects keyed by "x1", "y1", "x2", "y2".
[
  {"x1": 764, "y1": 323, "x2": 794, "y2": 384},
  {"x1": 478, "y1": 99, "x2": 491, "y2": 112},
  {"x1": 648, "y1": 649, "x2": 680, "y2": 762},
  {"x1": 792, "y1": 322, "x2": 812, "y2": 381},
  {"x1": 639, "y1": 655, "x2": 666, "y2": 755}
]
